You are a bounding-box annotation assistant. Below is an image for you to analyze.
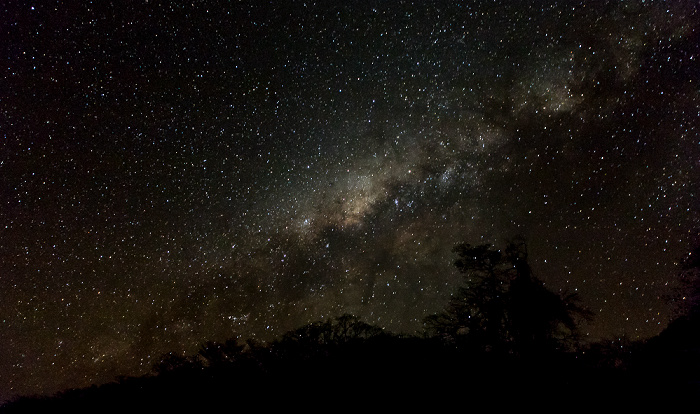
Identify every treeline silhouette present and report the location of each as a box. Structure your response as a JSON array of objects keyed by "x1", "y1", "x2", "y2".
[{"x1": 4, "y1": 239, "x2": 700, "y2": 410}]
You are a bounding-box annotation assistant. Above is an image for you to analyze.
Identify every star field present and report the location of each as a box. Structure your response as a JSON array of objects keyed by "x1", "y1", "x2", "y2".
[{"x1": 1, "y1": 0, "x2": 698, "y2": 403}]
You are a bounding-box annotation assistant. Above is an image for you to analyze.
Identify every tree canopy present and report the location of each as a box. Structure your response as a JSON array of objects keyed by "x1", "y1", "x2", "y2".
[{"x1": 425, "y1": 238, "x2": 592, "y2": 356}]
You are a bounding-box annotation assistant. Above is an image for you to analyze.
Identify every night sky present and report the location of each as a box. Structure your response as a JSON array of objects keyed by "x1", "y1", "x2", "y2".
[{"x1": 1, "y1": 0, "x2": 698, "y2": 403}]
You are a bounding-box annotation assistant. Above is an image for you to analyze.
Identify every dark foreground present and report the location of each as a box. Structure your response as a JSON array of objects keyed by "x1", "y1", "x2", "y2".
[{"x1": 3, "y1": 319, "x2": 700, "y2": 411}]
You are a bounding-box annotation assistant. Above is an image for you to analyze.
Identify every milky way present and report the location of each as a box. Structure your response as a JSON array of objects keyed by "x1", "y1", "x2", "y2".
[{"x1": 1, "y1": 0, "x2": 698, "y2": 402}]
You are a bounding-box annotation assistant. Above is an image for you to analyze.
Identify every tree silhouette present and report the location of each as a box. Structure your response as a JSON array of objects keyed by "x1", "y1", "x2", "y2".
[
  {"x1": 425, "y1": 238, "x2": 591, "y2": 356},
  {"x1": 638, "y1": 237, "x2": 700, "y2": 391},
  {"x1": 198, "y1": 338, "x2": 245, "y2": 368},
  {"x1": 276, "y1": 313, "x2": 384, "y2": 350},
  {"x1": 673, "y1": 238, "x2": 700, "y2": 319},
  {"x1": 151, "y1": 351, "x2": 203, "y2": 376}
]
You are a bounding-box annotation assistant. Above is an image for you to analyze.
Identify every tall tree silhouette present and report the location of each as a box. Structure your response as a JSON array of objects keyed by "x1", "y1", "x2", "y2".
[{"x1": 425, "y1": 238, "x2": 591, "y2": 356}]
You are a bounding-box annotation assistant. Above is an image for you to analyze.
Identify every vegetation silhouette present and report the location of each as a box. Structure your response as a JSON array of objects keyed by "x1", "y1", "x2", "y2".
[
  {"x1": 5, "y1": 238, "x2": 700, "y2": 410},
  {"x1": 671, "y1": 238, "x2": 700, "y2": 319},
  {"x1": 627, "y1": 238, "x2": 700, "y2": 396},
  {"x1": 424, "y1": 238, "x2": 592, "y2": 357}
]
